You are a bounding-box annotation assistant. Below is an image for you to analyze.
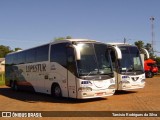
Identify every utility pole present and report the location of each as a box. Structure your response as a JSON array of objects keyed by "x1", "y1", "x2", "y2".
[
  {"x1": 124, "y1": 38, "x2": 126, "y2": 44},
  {"x1": 150, "y1": 16, "x2": 155, "y2": 54}
]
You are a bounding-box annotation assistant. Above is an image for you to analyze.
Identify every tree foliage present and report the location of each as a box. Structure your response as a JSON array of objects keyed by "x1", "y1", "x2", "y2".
[
  {"x1": 144, "y1": 43, "x2": 154, "y2": 58},
  {"x1": 134, "y1": 40, "x2": 160, "y2": 71},
  {"x1": 0, "y1": 45, "x2": 13, "y2": 58},
  {"x1": 54, "y1": 36, "x2": 72, "y2": 41},
  {"x1": 134, "y1": 41, "x2": 144, "y2": 50},
  {"x1": 0, "y1": 45, "x2": 22, "y2": 58},
  {"x1": 14, "y1": 48, "x2": 22, "y2": 51},
  {"x1": 134, "y1": 40, "x2": 156, "y2": 58},
  {"x1": 155, "y1": 57, "x2": 160, "y2": 66}
]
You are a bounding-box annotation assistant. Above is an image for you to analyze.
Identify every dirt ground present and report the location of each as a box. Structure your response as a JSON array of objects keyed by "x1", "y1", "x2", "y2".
[{"x1": 0, "y1": 77, "x2": 160, "y2": 120}]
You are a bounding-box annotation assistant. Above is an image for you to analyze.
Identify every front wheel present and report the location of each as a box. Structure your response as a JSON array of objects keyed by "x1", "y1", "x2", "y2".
[
  {"x1": 11, "y1": 81, "x2": 18, "y2": 91},
  {"x1": 146, "y1": 71, "x2": 153, "y2": 78},
  {"x1": 52, "y1": 85, "x2": 62, "y2": 98}
]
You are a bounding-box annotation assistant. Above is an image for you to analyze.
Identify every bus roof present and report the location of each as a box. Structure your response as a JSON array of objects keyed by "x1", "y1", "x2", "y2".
[
  {"x1": 52, "y1": 39, "x2": 96, "y2": 44},
  {"x1": 107, "y1": 43, "x2": 131, "y2": 46},
  {"x1": 6, "y1": 39, "x2": 97, "y2": 56},
  {"x1": 66, "y1": 39, "x2": 96, "y2": 42}
]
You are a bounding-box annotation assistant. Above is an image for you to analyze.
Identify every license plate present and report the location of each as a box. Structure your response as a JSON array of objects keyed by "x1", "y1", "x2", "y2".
[{"x1": 96, "y1": 92, "x2": 104, "y2": 96}]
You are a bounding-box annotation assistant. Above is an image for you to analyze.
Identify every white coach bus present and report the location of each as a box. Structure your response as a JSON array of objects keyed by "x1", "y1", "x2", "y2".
[
  {"x1": 5, "y1": 39, "x2": 116, "y2": 99},
  {"x1": 108, "y1": 43, "x2": 146, "y2": 90}
]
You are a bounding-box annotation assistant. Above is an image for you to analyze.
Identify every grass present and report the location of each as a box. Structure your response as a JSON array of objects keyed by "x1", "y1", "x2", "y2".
[
  {"x1": 0, "y1": 72, "x2": 5, "y2": 86},
  {"x1": 0, "y1": 80, "x2": 5, "y2": 86}
]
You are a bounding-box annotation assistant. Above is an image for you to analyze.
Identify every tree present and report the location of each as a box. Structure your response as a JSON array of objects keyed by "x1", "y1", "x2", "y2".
[
  {"x1": 144, "y1": 43, "x2": 152, "y2": 51},
  {"x1": 155, "y1": 57, "x2": 160, "y2": 66},
  {"x1": 144, "y1": 43, "x2": 155, "y2": 58},
  {"x1": 134, "y1": 41, "x2": 158, "y2": 59},
  {"x1": 134, "y1": 41, "x2": 144, "y2": 50},
  {"x1": 66, "y1": 36, "x2": 72, "y2": 39},
  {"x1": 155, "y1": 57, "x2": 160, "y2": 72},
  {"x1": 0, "y1": 45, "x2": 22, "y2": 58},
  {"x1": 0, "y1": 45, "x2": 13, "y2": 58},
  {"x1": 54, "y1": 36, "x2": 72, "y2": 41},
  {"x1": 15, "y1": 48, "x2": 22, "y2": 51}
]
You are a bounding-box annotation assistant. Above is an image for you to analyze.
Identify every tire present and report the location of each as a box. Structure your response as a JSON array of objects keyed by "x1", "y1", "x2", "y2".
[
  {"x1": 52, "y1": 84, "x2": 62, "y2": 98},
  {"x1": 146, "y1": 71, "x2": 153, "y2": 78},
  {"x1": 10, "y1": 81, "x2": 18, "y2": 91}
]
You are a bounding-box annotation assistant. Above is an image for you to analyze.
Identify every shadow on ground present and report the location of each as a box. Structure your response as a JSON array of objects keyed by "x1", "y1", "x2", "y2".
[
  {"x1": 0, "y1": 86, "x2": 107, "y2": 104},
  {"x1": 114, "y1": 90, "x2": 137, "y2": 95}
]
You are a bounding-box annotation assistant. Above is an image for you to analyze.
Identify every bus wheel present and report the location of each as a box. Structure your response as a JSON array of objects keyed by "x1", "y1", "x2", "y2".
[
  {"x1": 52, "y1": 84, "x2": 62, "y2": 98},
  {"x1": 147, "y1": 71, "x2": 153, "y2": 78},
  {"x1": 11, "y1": 81, "x2": 18, "y2": 91}
]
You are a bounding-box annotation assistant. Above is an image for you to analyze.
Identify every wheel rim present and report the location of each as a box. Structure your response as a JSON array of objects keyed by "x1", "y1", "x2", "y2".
[
  {"x1": 11, "y1": 82, "x2": 14, "y2": 89},
  {"x1": 148, "y1": 72, "x2": 152, "y2": 78},
  {"x1": 54, "y1": 86, "x2": 61, "y2": 97},
  {"x1": 14, "y1": 84, "x2": 18, "y2": 91}
]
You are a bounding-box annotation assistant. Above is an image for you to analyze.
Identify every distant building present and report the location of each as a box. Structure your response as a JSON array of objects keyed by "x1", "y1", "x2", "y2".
[{"x1": 0, "y1": 58, "x2": 5, "y2": 72}]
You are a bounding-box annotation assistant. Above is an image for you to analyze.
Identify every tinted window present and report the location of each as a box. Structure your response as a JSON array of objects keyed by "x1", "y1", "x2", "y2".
[
  {"x1": 119, "y1": 46, "x2": 143, "y2": 72},
  {"x1": 17, "y1": 51, "x2": 26, "y2": 64},
  {"x1": 50, "y1": 43, "x2": 67, "y2": 67},
  {"x1": 36, "y1": 44, "x2": 49, "y2": 62},
  {"x1": 77, "y1": 43, "x2": 112, "y2": 76},
  {"x1": 77, "y1": 43, "x2": 97, "y2": 75},
  {"x1": 26, "y1": 49, "x2": 36, "y2": 63},
  {"x1": 6, "y1": 55, "x2": 13, "y2": 64},
  {"x1": 12, "y1": 54, "x2": 18, "y2": 64},
  {"x1": 6, "y1": 44, "x2": 49, "y2": 64}
]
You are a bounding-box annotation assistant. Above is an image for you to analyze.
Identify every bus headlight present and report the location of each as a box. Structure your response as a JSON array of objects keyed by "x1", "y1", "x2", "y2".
[
  {"x1": 141, "y1": 79, "x2": 145, "y2": 83},
  {"x1": 108, "y1": 84, "x2": 115, "y2": 89},
  {"x1": 110, "y1": 79, "x2": 115, "y2": 83},
  {"x1": 78, "y1": 87, "x2": 92, "y2": 92}
]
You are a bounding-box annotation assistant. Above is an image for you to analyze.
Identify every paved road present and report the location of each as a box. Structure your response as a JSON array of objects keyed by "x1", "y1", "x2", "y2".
[{"x1": 0, "y1": 77, "x2": 160, "y2": 120}]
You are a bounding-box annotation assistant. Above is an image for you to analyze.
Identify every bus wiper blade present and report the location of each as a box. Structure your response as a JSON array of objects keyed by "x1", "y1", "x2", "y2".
[
  {"x1": 86, "y1": 71, "x2": 92, "y2": 77},
  {"x1": 126, "y1": 65, "x2": 133, "y2": 73},
  {"x1": 86, "y1": 69, "x2": 99, "y2": 77}
]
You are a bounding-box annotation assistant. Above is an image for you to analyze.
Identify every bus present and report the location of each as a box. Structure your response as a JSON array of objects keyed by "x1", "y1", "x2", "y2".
[
  {"x1": 108, "y1": 43, "x2": 146, "y2": 90},
  {"x1": 5, "y1": 39, "x2": 116, "y2": 99}
]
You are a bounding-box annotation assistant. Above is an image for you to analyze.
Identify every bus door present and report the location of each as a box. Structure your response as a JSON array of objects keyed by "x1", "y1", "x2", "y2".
[{"x1": 67, "y1": 47, "x2": 77, "y2": 98}]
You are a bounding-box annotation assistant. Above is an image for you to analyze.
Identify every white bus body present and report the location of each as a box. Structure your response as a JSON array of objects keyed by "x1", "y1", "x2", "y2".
[
  {"x1": 108, "y1": 43, "x2": 145, "y2": 90},
  {"x1": 5, "y1": 39, "x2": 115, "y2": 99}
]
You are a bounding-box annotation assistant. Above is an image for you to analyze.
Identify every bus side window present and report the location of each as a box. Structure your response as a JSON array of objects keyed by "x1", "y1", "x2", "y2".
[
  {"x1": 50, "y1": 43, "x2": 67, "y2": 68},
  {"x1": 26, "y1": 49, "x2": 36, "y2": 63},
  {"x1": 36, "y1": 45, "x2": 49, "y2": 62},
  {"x1": 67, "y1": 47, "x2": 77, "y2": 76}
]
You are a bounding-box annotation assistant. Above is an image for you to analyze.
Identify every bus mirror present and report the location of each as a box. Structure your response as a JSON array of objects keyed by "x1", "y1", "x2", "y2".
[
  {"x1": 73, "y1": 45, "x2": 81, "y2": 60},
  {"x1": 113, "y1": 46, "x2": 122, "y2": 59},
  {"x1": 140, "y1": 48, "x2": 149, "y2": 59},
  {"x1": 140, "y1": 54, "x2": 144, "y2": 69}
]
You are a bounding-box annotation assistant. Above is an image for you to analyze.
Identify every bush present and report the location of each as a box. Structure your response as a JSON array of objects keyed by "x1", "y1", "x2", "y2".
[{"x1": 0, "y1": 80, "x2": 5, "y2": 86}]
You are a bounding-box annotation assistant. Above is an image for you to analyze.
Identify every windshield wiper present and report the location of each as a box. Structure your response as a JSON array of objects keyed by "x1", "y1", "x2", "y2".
[
  {"x1": 86, "y1": 69, "x2": 99, "y2": 77},
  {"x1": 86, "y1": 71, "x2": 92, "y2": 77},
  {"x1": 125, "y1": 65, "x2": 134, "y2": 73}
]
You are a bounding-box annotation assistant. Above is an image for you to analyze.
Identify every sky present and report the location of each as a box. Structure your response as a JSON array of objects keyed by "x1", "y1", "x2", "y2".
[{"x1": 0, "y1": 0, "x2": 160, "y2": 56}]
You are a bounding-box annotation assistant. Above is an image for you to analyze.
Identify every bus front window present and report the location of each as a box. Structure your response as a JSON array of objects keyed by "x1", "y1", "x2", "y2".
[
  {"x1": 119, "y1": 46, "x2": 143, "y2": 73},
  {"x1": 77, "y1": 43, "x2": 113, "y2": 76}
]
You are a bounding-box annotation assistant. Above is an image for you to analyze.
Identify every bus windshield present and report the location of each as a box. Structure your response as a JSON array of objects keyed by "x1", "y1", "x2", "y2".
[
  {"x1": 77, "y1": 43, "x2": 113, "y2": 76},
  {"x1": 118, "y1": 46, "x2": 143, "y2": 72}
]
